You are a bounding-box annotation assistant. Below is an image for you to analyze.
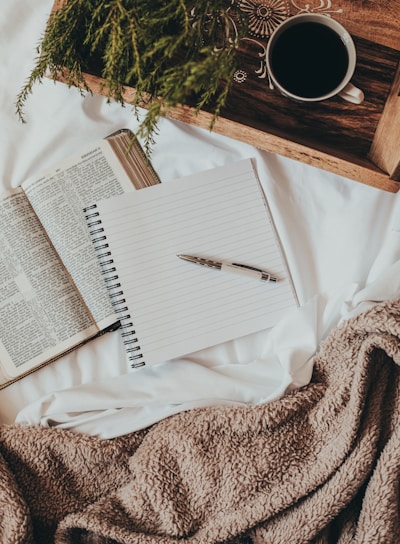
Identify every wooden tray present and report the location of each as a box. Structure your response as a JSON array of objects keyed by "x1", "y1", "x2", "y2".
[{"x1": 52, "y1": 0, "x2": 400, "y2": 192}]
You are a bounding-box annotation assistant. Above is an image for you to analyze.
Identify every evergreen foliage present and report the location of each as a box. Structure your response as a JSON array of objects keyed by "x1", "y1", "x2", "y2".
[{"x1": 17, "y1": 0, "x2": 248, "y2": 153}]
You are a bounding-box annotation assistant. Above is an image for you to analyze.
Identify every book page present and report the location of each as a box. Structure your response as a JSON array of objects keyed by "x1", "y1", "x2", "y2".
[
  {"x1": 0, "y1": 190, "x2": 97, "y2": 380},
  {"x1": 21, "y1": 138, "x2": 136, "y2": 329},
  {"x1": 94, "y1": 159, "x2": 298, "y2": 367}
]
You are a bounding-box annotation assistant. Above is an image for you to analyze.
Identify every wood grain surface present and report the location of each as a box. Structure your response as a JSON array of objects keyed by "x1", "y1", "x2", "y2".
[
  {"x1": 215, "y1": 35, "x2": 399, "y2": 167},
  {"x1": 49, "y1": 0, "x2": 400, "y2": 191},
  {"x1": 332, "y1": 0, "x2": 400, "y2": 50},
  {"x1": 369, "y1": 62, "x2": 400, "y2": 178}
]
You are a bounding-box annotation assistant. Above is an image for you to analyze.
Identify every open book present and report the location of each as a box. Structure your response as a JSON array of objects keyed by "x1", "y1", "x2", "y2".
[
  {"x1": 88, "y1": 159, "x2": 298, "y2": 368},
  {"x1": 0, "y1": 129, "x2": 159, "y2": 387}
]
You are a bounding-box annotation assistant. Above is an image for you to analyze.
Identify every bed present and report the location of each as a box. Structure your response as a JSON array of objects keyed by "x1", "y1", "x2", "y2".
[{"x1": 1, "y1": 1, "x2": 400, "y2": 542}]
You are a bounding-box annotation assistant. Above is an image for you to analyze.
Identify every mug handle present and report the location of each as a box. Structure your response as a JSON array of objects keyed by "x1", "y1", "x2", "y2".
[{"x1": 338, "y1": 83, "x2": 364, "y2": 104}]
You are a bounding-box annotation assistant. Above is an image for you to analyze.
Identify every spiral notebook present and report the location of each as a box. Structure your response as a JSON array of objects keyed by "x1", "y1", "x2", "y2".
[{"x1": 86, "y1": 159, "x2": 298, "y2": 368}]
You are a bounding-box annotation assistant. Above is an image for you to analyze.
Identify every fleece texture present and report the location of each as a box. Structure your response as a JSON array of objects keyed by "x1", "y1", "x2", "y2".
[{"x1": 0, "y1": 297, "x2": 400, "y2": 543}]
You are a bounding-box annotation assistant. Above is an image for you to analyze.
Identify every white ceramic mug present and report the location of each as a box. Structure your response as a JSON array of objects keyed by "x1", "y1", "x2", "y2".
[{"x1": 266, "y1": 14, "x2": 364, "y2": 104}]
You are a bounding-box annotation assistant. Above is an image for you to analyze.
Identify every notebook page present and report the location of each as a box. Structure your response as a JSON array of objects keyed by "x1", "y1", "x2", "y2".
[{"x1": 94, "y1": 159, "x2": 298, "y2": 367}]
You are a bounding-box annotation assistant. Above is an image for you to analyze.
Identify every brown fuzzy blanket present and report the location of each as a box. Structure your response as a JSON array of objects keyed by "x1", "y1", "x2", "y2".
[{"x1": 1, "y1": 298, "x2": 400, "y2": 543}]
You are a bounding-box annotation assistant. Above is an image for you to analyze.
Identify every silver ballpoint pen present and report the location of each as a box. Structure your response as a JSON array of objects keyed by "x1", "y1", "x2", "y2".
[{"x1": 177, "y1": 254, "x2": 278, "y2": 282}]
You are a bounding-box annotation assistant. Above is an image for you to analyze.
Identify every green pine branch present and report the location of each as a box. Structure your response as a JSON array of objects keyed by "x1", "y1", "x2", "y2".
[{"x1": 16, "y1": 0, "x2": 248, "y2": 153}]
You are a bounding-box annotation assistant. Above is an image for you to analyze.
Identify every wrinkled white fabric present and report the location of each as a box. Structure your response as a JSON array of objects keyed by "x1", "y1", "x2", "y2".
[
  {"x1": 1, "y1": 0, "x2": 399, "y2": 437},
  {"x1": 16, "y1": 245, "x2": 400, "y2": 438}
]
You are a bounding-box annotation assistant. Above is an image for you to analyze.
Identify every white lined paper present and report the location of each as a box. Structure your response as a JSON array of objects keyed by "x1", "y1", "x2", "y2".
[{"x1": 94, "y1": 159, "x2": 298, "y2": 366}]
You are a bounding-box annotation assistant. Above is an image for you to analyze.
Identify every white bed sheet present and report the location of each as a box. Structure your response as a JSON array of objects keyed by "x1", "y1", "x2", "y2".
[{"x1": 1, "y1": 0, "x2": 399, "y2": 437}]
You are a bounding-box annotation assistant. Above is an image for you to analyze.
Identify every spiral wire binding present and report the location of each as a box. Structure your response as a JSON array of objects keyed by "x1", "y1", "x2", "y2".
[{"x1": 83, "y1": 204, "x2": 145, "y2": 368}]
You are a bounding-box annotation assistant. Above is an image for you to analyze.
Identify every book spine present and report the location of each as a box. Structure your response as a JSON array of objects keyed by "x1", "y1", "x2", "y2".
[{"x1": 84, "y1": 204, "x2": 145, "y2": 368}]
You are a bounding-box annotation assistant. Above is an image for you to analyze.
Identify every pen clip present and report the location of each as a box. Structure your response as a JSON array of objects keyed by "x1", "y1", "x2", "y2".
[{"x1": 232, "y1": 263, "x2": 262, "y2": 273}]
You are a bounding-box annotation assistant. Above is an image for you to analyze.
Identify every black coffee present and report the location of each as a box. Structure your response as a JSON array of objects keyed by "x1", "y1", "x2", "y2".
[{"x1": 270, "y1": 22, "x2": 349, "y2": 98}]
